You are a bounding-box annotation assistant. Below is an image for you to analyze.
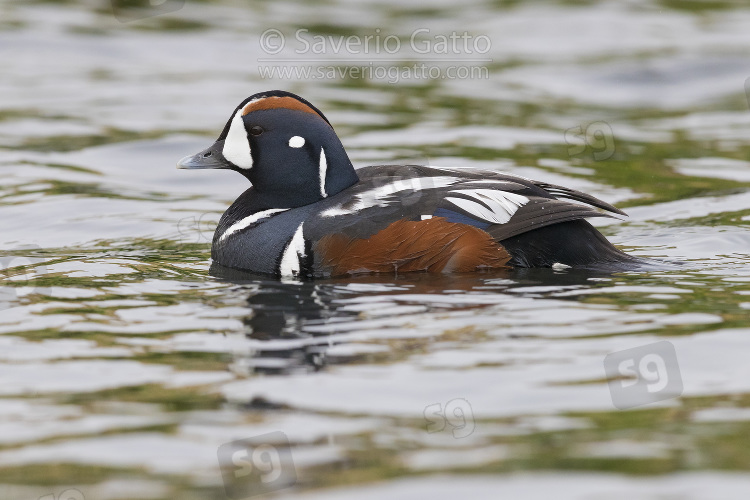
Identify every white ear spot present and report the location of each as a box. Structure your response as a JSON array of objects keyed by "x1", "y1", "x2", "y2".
[{"x1": 289, "y1": 136, "x2": 305, "y2": 148}]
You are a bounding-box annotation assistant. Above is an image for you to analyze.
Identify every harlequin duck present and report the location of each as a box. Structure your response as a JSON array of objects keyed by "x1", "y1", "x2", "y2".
[{"x1": 178, "y1": 90, "x2": 637, "y2": 278}]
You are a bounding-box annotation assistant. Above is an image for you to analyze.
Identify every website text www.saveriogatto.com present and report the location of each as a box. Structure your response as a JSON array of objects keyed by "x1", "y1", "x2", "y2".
[{"x1": 258, "y1": 64, "x2": 489, "y2": 83}]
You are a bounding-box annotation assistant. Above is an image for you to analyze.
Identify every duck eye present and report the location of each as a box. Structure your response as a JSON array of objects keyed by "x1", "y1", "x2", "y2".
[{"x1": 249, "y1": 126, "x2": 264, "y2": 136}]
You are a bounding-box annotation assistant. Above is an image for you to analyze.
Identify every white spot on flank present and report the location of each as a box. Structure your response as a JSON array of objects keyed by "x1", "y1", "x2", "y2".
[
  {"x1": 446, "y1": 189, "x2": 529, "y2": 224},
  {"x1": 219, "y1": 208, "x2": 289, "y2": 243},
  {"x1": 289, "y1": 135, "x2": 305, "y2": 148},
  {"x1": 279, "y1": 222, "x2": 306, "y2": 277},
  {"x1": 222, "y1": 110, "x2": 253, "y2": 169},
  {"x1": 552, "y1": 262, "x2": 571, "y2": 270},
  {"x1": 319, "y1": 147, "x2": 328, "y2": 198},
  {"x1": 321, "y1": 176, "x2": 459, "y2": 217},
  {"x1": 421, "y1": 215, "x2": 433, "y2": 220}
]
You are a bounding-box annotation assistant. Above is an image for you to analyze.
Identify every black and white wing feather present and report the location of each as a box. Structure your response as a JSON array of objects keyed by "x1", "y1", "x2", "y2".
[{"x1": 412, "y1": 167, "x2": 626, "y2": 242}]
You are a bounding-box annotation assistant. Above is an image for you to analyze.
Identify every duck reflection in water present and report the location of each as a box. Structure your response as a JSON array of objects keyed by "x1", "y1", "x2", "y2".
[{"x1": 209, "y1": 263, "x2": 627, "y2": 376}]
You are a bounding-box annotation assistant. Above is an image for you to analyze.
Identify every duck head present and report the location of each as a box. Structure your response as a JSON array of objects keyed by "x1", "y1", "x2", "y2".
[{"x1": 178, "y1": 90, "x2": 359, "y2": 207}]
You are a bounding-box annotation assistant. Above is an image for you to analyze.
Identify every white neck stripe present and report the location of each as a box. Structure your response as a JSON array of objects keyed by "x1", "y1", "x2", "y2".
[{"x1": 319, "y1": 147, "x2": 328, "y2": 198}]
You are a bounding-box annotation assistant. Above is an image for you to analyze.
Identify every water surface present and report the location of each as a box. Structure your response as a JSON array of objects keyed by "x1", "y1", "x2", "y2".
[{"x1": 1, "y1": 0, "x2": 750, "y2": 498}]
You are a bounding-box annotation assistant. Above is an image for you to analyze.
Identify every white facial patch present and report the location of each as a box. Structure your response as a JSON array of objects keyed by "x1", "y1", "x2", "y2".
[
  {"x1": 279, "y1": 222, "x2": 306, "y2": 277},
  {"x1": 319, "y1": 147, "x2": 328, "y2": 198},
  {"x1": 222, "y1": 109, "x2": 254, "y2": 170},
  {"x1": 289, "y1": 136, "x2": 305, "y2": 148},
  {"x1": 446, "y1": 189, "x2": 529, "y2": 224}
]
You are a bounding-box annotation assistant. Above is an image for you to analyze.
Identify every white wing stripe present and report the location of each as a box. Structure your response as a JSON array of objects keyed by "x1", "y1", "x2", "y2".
[
  {"x1": 447, "y1": 189, "x2": 529, "y2": 224},
  {"x1": 322, "y1": 176, "x2": 459, "y2": 217},
  {"x1": 445, "y1": 197, "x2": 506, "y2": 224}
]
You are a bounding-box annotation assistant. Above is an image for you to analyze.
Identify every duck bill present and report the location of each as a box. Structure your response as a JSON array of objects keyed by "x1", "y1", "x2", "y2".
[{"x1": 177, "y1": 141, "x2": 231, "y2": 169}]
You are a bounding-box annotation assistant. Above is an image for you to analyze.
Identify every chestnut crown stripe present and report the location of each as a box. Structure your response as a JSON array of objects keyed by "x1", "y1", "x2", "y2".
[
  {"x1": 241, "y1": 96, "x2": 326, "y2": 122},
  {"x1": 216, "y1": 90, "x2": 335, "y2": 142}
]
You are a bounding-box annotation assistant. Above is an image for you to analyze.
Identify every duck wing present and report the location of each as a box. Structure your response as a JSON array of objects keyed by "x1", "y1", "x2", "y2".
[
  {"x1": 305, "y1": 165, "x2": 630, "y2": 275},
  {"x1": 311, "y1": 165, "x2": 625, "y2": 241}
]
